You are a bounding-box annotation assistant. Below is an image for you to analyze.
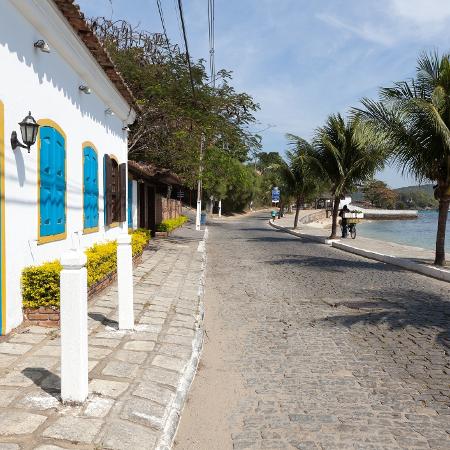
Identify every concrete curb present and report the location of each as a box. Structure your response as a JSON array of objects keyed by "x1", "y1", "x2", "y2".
[
  {"x1": 155, "y1": 227, "x2": 208, "y2": 450},
  {"x1": 268, "y1": 219, "x2": 338, "y2": 245},
  {"x1": 332, "y1": 241, "x2": 450, "y2": 283},
  {"x1": 269, "y1": 220, "x2": 450, "y2": 284}
]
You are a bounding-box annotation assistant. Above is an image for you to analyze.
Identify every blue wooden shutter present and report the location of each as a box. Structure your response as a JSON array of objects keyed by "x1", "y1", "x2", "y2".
[
  {"x1": 39, "y1": 127, "x2": 54, "y2": 237},
  {"x1": 39, "y1": 126, "x2": 66, "y2": 238},
  {"x1": 53, "y1": 129, "x2": 66, "y2": 235},
  {"x1": 83, "y1": 147, "x2": 99, "y2": 230},
  {"x1": 128, "y1": 179, "x2": 133, "y2": 227}
]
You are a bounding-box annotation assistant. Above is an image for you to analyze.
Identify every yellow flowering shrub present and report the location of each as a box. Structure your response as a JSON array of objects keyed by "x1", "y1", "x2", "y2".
[
  {"x1": 156, "y1": 215, "x2": 188, "y2": 232},
  {"x1": 22, "y1": 229, "x2": 151, "y2": 308}
]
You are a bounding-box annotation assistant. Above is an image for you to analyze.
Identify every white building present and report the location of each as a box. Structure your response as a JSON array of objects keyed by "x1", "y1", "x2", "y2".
[{"x1": 0, "y1": 0, "x2": 136, "y2": 334}]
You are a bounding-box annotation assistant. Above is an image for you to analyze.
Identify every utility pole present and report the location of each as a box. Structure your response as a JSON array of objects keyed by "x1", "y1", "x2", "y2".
[{"x1": 195, "y1": 133, "x2": 205, "y2": 231}]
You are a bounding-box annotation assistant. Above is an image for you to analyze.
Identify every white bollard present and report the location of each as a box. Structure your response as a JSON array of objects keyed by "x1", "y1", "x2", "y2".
[
  {"x1": 117, "y1": 233, "x2": 134, "y2": 330},
  {"x1": 60, "y1": 249, "x2": 88, "y2": 404},
  {"x1": 218, "y1": 199, "x2": 222, "y2": 217}
]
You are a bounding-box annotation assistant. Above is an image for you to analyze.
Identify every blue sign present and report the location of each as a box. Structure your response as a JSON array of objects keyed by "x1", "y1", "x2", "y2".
[{"x1": 272, "y1": 187, "x2": 280, "y2": 203}]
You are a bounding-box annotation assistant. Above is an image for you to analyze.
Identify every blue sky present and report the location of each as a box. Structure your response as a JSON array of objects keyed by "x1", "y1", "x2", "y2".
[{"x1": 78, "y1": 0, "x2": 450, "y2": 188}]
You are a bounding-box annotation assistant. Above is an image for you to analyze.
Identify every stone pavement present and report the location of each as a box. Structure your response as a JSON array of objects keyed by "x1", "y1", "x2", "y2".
[
  {"x1": 272, "y1": 213, "x2": 450, "y2": 282},
  {"x1": 175, "y1": 212, "x2": 450, "y2": 449},
  {"x1": 0, "y1": 222, "x2": 206, "y2": 450}
]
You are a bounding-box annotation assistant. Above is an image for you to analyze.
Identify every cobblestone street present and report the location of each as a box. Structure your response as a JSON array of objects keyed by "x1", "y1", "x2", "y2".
[{"x1": 176, "y1": 213, "x2": 450, "y2": 449}]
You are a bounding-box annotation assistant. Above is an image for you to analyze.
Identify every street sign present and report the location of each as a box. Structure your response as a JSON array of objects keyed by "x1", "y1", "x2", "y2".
[
  {"x1": 271, "y1": 187, "x2": 280, "y2": 203},
  {"x1": 177, "y1": 190, "x2": 185, "y2": 199}
]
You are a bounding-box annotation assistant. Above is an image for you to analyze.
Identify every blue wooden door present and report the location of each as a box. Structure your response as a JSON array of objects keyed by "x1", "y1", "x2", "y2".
[
  {"x1": 83, "y1": 147, "x2": 99, "y2": 230},
  {"x1": 39, "y1": 126, "x2": 66, "y2": 237}
]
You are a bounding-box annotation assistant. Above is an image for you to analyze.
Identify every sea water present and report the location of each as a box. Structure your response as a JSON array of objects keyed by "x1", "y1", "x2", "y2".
[{"x1": 357, "y1": 210, "x2": 450, "y2": 251}]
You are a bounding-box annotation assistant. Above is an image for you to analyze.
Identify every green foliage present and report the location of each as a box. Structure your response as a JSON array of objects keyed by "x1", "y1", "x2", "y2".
[
  {"x1": 22, "y1": 230, "x2": 151, "y2": 309},
  {"x1": 356, "y1": 52, "x2": 450, "y2": 192},
  {"x1": 22, "y1": 261, "x2": 62, "y2": 309},
  {"x1": 156, "y1": 216, "x2": 188, "y2": 232},
  {"x1": 362, "y1": 180, "x2": 398, "y2": 209},
  {"x1": 394, "y1": 186, "x2": 438, "y2": 209},
  {"x1": 93, "y1": 18, "x2": 260, "y2": 189},
  {"x1": 313, "y1": 114, "x2": 387, "y2": 198},
  {"x1": 355, "y1": 51, "x2": 450, "y2": 264}
]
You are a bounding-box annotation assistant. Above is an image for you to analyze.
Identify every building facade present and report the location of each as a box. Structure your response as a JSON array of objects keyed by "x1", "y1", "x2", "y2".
[
  {"x1": 128, "y1": 161, "x2": 183, "y2": 233},
  {"x1": 0, "y1": 0, "x2": 136, "y2": 334}
]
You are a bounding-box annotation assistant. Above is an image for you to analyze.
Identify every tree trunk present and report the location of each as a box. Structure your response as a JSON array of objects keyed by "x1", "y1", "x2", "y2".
[
  {"x1": 330, "y1": 195, "x2": 340, "y2": 239},
  {"x1": 435, "y1": 197, "x2": 450, "y2": 266},
  {"x1": 294, "y1": 195, "x2": 302, "y2": 229}
]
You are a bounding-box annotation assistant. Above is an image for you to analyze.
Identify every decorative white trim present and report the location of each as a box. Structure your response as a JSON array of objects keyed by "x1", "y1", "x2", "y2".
[{"x1": 9, "y1": 0, "x2": 136, "y2": 124}]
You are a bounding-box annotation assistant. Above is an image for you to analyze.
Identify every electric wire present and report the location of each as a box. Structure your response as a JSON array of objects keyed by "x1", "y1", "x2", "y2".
[
  {"x1": 155, "y1": 0, "x2": 172, "y2": 54},
  {"x1": 177, "y1": 0, "x2": 196, "y2": 99}
]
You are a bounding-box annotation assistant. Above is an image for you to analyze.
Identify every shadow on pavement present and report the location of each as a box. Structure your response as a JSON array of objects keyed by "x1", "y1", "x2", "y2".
[
  {"x1": 88, "y1": 312, "x2": 118, "y2": 327},
  {"x1": 324, "y1": 288, "x2": 450, "y2": 349},
  {"x1": 268, "y1": 255, "x2": 402, "y2": 273},
  {"x1": 22, "y1": 367, "x2": 61, "y2": 398}
]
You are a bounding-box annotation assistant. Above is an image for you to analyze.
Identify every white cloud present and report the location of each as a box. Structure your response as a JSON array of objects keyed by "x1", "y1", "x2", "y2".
[
  {"x1": 389, "y1": 0, "x2": 450, "y2": 24},
  {"x1": 315, "y1": 13, "x2": 394, "y2": 46}
]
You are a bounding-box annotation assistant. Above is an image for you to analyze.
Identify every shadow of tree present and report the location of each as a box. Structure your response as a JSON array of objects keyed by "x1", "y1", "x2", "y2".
[
  {"x1": 324, "y1": 288, "x2": 450, "y2": 349},
  {"x1": 267, "y1": 255, "x2": 402, "y2": 273}
]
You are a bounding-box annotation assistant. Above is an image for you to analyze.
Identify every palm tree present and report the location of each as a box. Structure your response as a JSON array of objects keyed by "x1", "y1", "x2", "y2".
[
  {"x1": 312, "y1": 113, "x2": 386, "y2": 239},
  {"x1": 284, "y1": 135, "x2": 324, "y2": 229},
  {"x1": 355, "y1": 52, "x2": 450, "y2": 266}
]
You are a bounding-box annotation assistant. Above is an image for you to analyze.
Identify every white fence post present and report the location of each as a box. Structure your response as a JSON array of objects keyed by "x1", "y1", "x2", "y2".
[
  {"x1": 117, "y1": 232, "x2": 134, "y2": 330},
  {"x1": 218, "y1": 200, "x2": 222, "y2": 217},
  {"x1": 60, "y1": 249, "x2": 88, "y2": 404}
]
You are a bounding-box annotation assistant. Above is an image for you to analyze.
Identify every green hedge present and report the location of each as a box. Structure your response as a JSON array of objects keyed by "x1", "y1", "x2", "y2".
[
  {"x1": 156, "y1": 215, "x2": 188, "y2": 232},
  {"x1": 22, "y1": 229, "x2": 151, "y2": 309}
]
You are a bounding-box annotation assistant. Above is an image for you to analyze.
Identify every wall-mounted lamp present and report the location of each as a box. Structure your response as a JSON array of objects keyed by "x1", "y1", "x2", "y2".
[
  {"x1": 11, "y1": 112, "x2": 40, "y2": 153},
  {"x1": 79, "y1": 85, "x2": 91, "y2": 94},
  {"x1": 34, "y1": 39, "x2": 51, "y2": 53},
  {"x1": 137, "y1": 179, "x2": 145, "y2": 184},
  {"x1": 105, "y1": 108, "x2": 115, "y2": 116},
  {"x1": 122, "y1": 126, "x2": 130, "y2": 132}
]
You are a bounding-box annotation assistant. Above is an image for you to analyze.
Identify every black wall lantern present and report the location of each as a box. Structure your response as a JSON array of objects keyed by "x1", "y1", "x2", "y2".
[{"x1": 11, "y1": 112, "x2": 40, "y2": 153}]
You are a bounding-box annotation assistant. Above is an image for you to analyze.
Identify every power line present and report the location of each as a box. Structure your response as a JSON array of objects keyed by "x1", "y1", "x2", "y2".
[
  {"x1": 172, "y1": 0, "x2": 185, "y2": 45},
  {"x1": 176, "y1": 0, "x2": 196, "y2": 99},
  {"x1": 207, "y1": 0, "x2": 215, "y2": 88},
  {"x1": 155, "y1": 0, "x2": 171, "y2": 54}
]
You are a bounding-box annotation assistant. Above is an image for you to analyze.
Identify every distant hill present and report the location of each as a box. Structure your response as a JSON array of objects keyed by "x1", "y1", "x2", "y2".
[
  {"x1": 394, "y1": 184, "x2": 437, "y2": 209},
  {"x1": 394, "y1": 184, "x2": 434, "y2": 195}
]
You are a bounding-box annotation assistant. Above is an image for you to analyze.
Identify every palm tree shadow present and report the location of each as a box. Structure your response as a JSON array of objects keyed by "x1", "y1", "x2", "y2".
[
  {"x1": 324, "y1": 288, "x2": 450, "y2": 349},
  {"x1": 268, "y1": 255, "x2": 403, "y2": 273}
]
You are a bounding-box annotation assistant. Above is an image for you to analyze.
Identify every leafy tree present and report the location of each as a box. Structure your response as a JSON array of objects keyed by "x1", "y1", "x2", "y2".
[
  {"x1": 91, "y1": 18, "x2": 260, "y2": 194},
  {"x1": 355, "y1": 52, "x2": 450, "y2": 265},
  {"x1": 363, "y1": 180, "x2": 397, "y2": 208},
  {"x1": 312, "y1": 114, "x2": 386, "y2": 239}
]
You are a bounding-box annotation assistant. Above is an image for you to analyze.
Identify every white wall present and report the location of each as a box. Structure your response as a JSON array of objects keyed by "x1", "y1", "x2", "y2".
[{"x1": 0, "y1": 1, "x2": 134, "y2": 332}]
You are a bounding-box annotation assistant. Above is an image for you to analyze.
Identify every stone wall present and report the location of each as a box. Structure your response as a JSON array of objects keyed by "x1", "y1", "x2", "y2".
[{"x1": 156, "y1": 196, "x2": 183, "y2": 223}]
